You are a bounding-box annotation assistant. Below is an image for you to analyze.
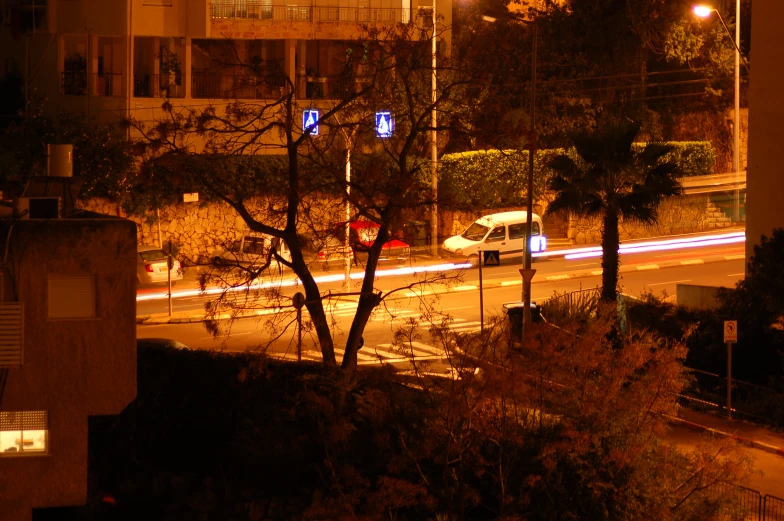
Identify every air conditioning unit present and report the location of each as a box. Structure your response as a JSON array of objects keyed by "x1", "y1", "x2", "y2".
[{"x1": 17, "y1": 197, "x2": 62, "y2": 220}]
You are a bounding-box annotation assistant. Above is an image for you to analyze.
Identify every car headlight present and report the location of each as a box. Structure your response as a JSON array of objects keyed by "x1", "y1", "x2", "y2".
[{"x1": 455, "y1": 248, "x2": 463, "y2": 256}]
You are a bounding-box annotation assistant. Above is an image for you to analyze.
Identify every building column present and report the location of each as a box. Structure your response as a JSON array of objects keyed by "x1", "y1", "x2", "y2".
[
  {"x1": 284, "y1": 39, "x2": 297, "y2": 96},
  {"x1": 184, "y1": 37, "x2": 192, "y2": 98},
  {"x1": 297, "y1": 40, "x2": 307, "y2": 98},
  {"x1": 89, "y1": 33, "x2": 98, "y2": 96},
  {"x1": 152, "y1": 37, "x2": 160, "y2": 96}
]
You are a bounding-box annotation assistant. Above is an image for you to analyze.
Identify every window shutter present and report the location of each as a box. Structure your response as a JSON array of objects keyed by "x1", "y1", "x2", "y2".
[
  {"x1": 0, "y1": 411, "x2": 48, "y2": 431},
  {"x1": 47, "y1": 274, "x2": 96, "y2": 319},
  {"x1": 0, "y1": 302, "x2": 23, "y2": 368}
]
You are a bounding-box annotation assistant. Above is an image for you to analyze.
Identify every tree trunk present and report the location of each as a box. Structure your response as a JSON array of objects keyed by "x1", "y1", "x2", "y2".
[
  {"x1": 340, "y1": 246, "x2": 382, "y2": 371},
  {"x1": 600, "y1": 210, "x2": 620, "y2": 302}
]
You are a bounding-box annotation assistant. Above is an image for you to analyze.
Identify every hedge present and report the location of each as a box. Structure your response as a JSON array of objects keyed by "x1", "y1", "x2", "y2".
[{"x1": 438, "y1": 142, "x2": 716, "y2": 211}]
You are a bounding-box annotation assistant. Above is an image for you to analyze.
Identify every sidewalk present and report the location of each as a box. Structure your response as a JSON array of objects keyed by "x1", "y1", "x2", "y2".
[{"x1": 666, "y1": 408, "x2": 784, "y2": 458}]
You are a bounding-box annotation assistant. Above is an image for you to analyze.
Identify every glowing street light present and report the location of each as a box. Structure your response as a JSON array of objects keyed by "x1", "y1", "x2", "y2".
[{"x1": 693, "y1": 3, "x2": 743, "y2": 222}]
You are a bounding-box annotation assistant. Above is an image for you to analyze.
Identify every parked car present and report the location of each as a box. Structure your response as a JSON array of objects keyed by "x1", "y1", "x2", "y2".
[
  {"x1": 317, "y1": 220, "x2": 410, "y2": 265},
  {"x1": 442, "y1": 211, "x2": 548, "y2": 267},
  {"x1": 212, "y1": 234, "x2": 292, "y2": 271},
  {"x1": 137, "y1": 245, "x2": 183, "y2": 286}
]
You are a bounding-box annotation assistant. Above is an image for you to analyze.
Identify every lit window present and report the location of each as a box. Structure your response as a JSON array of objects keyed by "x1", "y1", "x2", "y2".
[{"x1": 0, "y1": 411, "x2": 48, "y2": 455}]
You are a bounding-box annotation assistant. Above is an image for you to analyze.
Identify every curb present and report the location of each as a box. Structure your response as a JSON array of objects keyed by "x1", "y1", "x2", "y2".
[{"x1": 664, "y1": 414, "x2": 784, "y2": 458}]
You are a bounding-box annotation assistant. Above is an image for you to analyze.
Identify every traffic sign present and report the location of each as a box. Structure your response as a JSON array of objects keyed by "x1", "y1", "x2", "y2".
[
  {"x1": 519, "y1": 268, "x2": 537, "y2": 283},
  {"x1": 724, "y1": 320, "x2": 738, "y2": 343},
  {"x1": 483, "y1": 250, "x2": 500, "y2": 266}
]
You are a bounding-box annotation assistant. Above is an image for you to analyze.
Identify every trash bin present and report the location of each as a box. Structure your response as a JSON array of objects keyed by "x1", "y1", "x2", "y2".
[
  {"x1": 503, "y1": 302, "x2": 542, "y2": 344},
  {"x1": 402, "y1": 220, "x2": 430, "y2": 247}
]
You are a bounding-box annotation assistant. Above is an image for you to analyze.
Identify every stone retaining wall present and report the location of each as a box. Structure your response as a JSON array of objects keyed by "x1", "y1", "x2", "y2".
[{"x1": 79, "y1": 192, "x2": 735, "y2": 261}]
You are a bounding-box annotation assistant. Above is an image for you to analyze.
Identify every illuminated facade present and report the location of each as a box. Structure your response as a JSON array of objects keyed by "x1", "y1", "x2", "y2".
[{"x1": 0, "y1": 0, "x2": 451, "y2": 126}]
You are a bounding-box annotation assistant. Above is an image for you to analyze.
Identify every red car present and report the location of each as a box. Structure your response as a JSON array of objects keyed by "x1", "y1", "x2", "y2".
[{"x1": 317, "y1": 220, "x2": 410, "y2": 264}]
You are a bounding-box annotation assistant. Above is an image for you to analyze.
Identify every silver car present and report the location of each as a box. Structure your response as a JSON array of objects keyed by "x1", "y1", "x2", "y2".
[{"x1": 137, "y1": 245, "x2": 183, "y2": 286}]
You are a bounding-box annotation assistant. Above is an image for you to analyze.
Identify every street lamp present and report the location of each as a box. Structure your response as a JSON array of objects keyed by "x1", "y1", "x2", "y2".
[
  {"x1": 483, "y1": 7, "x2": 538, "y2": 336},
  {"x1": 693, "y1": 3, "x2": 743, "y2": 222}
]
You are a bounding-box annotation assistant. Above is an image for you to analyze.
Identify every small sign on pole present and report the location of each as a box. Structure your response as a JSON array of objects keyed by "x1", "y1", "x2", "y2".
[
  {"x1": 483, "y1": 250, "x2": 500, "y2": 266},
  {"x1": 723, "y1": 320, "x2": 738, "y2": 420},
  {"x1": 723, "y1": 320, "x2": 738, "y2": 343},
  {"x1": 519, "y1": 268, "x2": 537, "y2": 284},
  {"x1": 183, "y1": 192, "x2": 199, "y2": 203}
]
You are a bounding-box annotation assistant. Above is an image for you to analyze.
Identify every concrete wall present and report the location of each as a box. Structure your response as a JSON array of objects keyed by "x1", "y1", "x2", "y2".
[
  {"x1": 746, "y1": 1, "x2": 784, "y2": 264},
  {"x1": 676, "y1": 283, "x2": 721, "y2": 310},
  {"x1": 0, "y1": 218, "x2": 137, "y2": 521}
]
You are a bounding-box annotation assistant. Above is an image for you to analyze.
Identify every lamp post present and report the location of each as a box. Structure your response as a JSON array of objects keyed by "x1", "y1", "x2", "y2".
[
  {"x1": 483, "y1": 8, "x2": 538, "y2": 335},
  {"x1": 694, "y1": 3, "x2": 743, "y2": 222},
  {"x1": 431, "y1": 0, "x2": 439, "y2": 258}
]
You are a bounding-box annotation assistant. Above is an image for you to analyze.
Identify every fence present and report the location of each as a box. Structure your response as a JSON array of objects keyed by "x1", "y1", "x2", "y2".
[
  {"x1": 210, "y1": 1, "x2": 411, "y2": 23},
  {"x1": 706, "y1": 482, "x2": 784, "y2": 521}
]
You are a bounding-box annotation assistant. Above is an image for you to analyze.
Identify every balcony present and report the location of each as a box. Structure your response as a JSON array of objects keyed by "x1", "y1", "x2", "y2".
[
  {"x1": 211, "y1": 1, "x2": 410, "y2": 23},
  {"x1": 133, "y1": 74, "x2": 185, "y2": 99},
  {"x1": 93, "y1": 73, "x2": 123, "y2": 97},
  {"x1": 61, "y1": 72, "x2": 87, "y2": 96},
  {"x1": 192, "y1": 73, "x2": 287, "y2": 99}
]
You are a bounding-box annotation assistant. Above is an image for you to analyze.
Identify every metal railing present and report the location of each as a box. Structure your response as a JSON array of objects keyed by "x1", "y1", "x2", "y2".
[
  {"x1": 682, "y1": 367, "x2": 784, "y2": 426},
  {"x1": 133, "y1": 74, "x2": 185, "y2": 99},
  {"x1": 210, "y1": 1, "x2": 411, "y2": 23},
  {"x1": 93, "y1": 73, "x2": 123, "y2": 97},
  {"x1": 191, "y1": 72, "x2": 287, "y2": 100},
  {"x1": 61, "y1": 71, "x2": 87, "y2": 96}
]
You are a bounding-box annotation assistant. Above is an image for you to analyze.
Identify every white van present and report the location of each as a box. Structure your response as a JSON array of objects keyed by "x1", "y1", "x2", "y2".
[{"x1": 442, "y1": 211, "x2": 547, "y2": 266}]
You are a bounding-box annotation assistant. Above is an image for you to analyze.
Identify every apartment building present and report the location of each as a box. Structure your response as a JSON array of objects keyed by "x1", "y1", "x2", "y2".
[
  {"x1": 0, "y1": 173, "x2": 137, "y2": 521},
  {"x1": 0, "y1": 0, "x2": 451, "y2": 126}
]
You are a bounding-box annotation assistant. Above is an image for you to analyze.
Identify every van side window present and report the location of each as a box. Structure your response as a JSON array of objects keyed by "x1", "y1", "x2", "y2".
[
  {"x1": 508, "y1": 223, "x2": 525, "y2": 240},
  {"x1": 485, "y1": 226, "x2": 506, "y2": 242},
  {"x1": 532, "y1": 223, "x2": 541, "y2": 236}
]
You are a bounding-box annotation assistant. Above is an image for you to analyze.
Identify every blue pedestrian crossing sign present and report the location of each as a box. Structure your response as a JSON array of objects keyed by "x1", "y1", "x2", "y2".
[
  {"x1": 303, "y1": 109, "x2": 319, "y2": 136},
  {"x1": 483, "y1": 250, "x2": 500, "y2": 266},
  {"x1": 376, "y1": 111, "x2": 393, "y2": 138}
]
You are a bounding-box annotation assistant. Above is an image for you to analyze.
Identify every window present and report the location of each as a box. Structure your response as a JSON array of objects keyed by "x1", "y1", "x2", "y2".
[
  {"x1": 461, "y1": 223, "x2": 489, "y2": 242},
  {"x1": 509, "y1": 223, "x2": 525, "y2": 240},
  {"x1": 508, "y1": 222, "x2": 541, "y2": 239},
  {"x1": 47, "y1": 274, "x2": 96, "y2": 319},
  {"x1": 0, "y1": 411, "x2": 48, "y2": 455},
  {"x1": 485, "y1": 226, "x2": 506, "y2": 242}
]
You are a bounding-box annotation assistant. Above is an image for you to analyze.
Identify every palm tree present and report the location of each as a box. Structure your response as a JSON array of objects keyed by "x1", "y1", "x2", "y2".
[{"x1": 546, "y1": 120, "x2": 681, "y2": 302}]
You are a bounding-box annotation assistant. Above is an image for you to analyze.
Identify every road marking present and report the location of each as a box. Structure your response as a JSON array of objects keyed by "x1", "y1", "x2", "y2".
[
  {"x1": 454, "y1": 285, "x2": 478, "y2": 291},
  {"x1": 636, "y1": 264, "x2": 660, "y2": 271},
  {"x1": 727, "y1": 272, "x2": 745, "y2": 277},
  {"x1": 680, "y1": 259, "x2": 704, "y2": 265},
  {"x1": 570, "y1": 263, "x2": 599, "y2": 268},
  {"x1": 591, "y1": 270, "x2": 603, "y2": 276},
  {"x1": 725, "y1": 254, "x2": 745, "y2": 260},
  {"x1": 647, "y1": 279, "x2": 692, "y2": 286},
  {"x1": 500, "y1": 280, "x2": 522, "y2": 286},
  {"x1": 546, "y1": 274, "x2": 570, "y2": 281}
]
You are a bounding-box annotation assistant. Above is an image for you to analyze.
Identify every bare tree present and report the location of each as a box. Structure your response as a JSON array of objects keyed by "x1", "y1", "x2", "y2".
[{"x1": 130, "y1": 18, "x2": 472, "y2": 371}]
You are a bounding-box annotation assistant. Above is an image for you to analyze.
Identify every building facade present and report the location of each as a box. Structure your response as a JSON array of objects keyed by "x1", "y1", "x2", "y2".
[
  {"x1": 0, "y1": 0, "x2": 451, "y2": 125},
  {"x1": 0, "y1": 217, "x2": 137, "y2": 521}
]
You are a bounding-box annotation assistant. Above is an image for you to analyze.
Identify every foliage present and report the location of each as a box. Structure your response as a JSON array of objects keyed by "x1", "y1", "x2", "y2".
[
  {"x1": 545, "y1": 120, "x2": 682, "y2": 302},
  {"x1": 632, "y1": 141, "x2": 716, "y2": 178},
  {"x1": 450, "y1": 0, "x2": 744, "y2": 165},
  {"x1": 84, "y1": 323, "x2": 754, "y2": 520},
  {"x1": 438, "y1": 141, "x2": 713, "y2": 211},
  {"x1": 0, "y1": 103, "x2": 136, "y2": 200}
]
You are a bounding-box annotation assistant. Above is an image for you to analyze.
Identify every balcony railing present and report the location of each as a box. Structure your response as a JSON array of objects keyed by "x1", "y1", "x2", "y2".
[
  {"x1": 0, "y1": 302, "x2": 23, "y2": 369},
  {"x1": 297, "y1": 75, "x2": 372, "y2": 99},
  {"x1": 211, "y1": 1, "x2": 410, "y2": 23},
  {"x1": 192, "y1": 73, "x2": 288, "y2": 99},
  {"x1": 61, "y1": 71, "x2": 87, "y2": 96},
  {"x1": 93, "y1": 73, "x2": 123, "y2": 97},
  {"x1": 133, "y1": 74, "x2": 185, "y2": 99}
]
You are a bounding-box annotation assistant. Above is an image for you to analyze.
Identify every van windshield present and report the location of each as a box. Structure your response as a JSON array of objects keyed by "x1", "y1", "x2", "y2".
[{"x1": 461, "y1": 223, "x2": 490, "y2": 242}]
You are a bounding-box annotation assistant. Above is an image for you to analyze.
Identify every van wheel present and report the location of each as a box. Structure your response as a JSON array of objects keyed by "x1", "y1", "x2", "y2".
[{"x1": 468, "y1": 254, "x2": 480, "y2": 268}]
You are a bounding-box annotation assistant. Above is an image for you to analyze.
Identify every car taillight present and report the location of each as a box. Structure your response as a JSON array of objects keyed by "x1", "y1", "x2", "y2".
[
  {"x1": 145, "y1": 264, "x2": 154, "y2": 273},
  {"x1": 318, "y1": 251, "x2": 325, "y2": 259}
]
